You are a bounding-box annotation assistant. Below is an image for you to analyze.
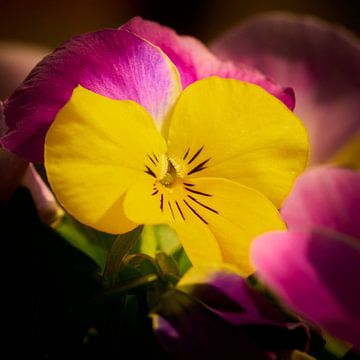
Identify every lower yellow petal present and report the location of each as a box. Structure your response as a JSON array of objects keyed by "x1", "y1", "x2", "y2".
[
  {"x1": 124, "y1": 177, "x2": 172, "y2": 225},
  {"x1": 123, "y1": 177, "x2": 223, "y2": 266},
  {"x1": 45, "y1": 86, "x2": 167, "y2": 234},
  {"x1": 182, "y1": 177, "x2": 286, "y2": 276},
  {"x1": 171, "y1": 221, "x2": 223, "y2": 266}
]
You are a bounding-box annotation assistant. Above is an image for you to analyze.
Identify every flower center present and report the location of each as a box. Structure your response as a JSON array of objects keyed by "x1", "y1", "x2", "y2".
[{"x1": 159, "y1": 157, "x2": 185, "y2": 187}]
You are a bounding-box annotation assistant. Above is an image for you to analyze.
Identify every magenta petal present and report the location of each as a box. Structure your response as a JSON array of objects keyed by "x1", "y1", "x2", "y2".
[
  {"x1": 252, "y1": 230, "x2": 360, "y2": 348},
  {"x1": 122, "y1": 17, "x2": 295, "y2": 109},
  {"x1": 154, "y1": 266, "x2": 309, "y2": 358},
  {"x1": 212, "y1": 12, "x2": 360, "y2": 163},
  {"x1": 1, "y1": 29, "x2": 180, "y2": 162},
  {"x1": 121, "y1": 16, "x2": 216, "y2": 89},
  {"x1": 282, "y1": 167, "x2": 360, "y2": 239},
  {"x1": 178, "y1": 267, "x2": 285, "y2": 326}
]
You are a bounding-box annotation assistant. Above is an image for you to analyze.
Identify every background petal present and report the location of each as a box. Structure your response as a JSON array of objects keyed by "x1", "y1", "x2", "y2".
[
  {"x1": 177, "y1": 264, "x2": 285, "y2": 324},
  {"x1": 122, "y1": 16, "x2": 295, "y2": 109},
  {"x1": 45, "y1": 86, "x2": 166, "y2": 234},
  {"x1": 2, "y1": 29, "x2": 180, "y2": 162},
  {"x1": 21, "y1": 164, "x2": 63, "y2": 225},
  {"x1": 167, "y1": 77, "x2": 309, "y2": 207},
  {"x1": 0, "y1": 42, "x2": 49, "y2": 100},
  {"x1": 252, "y1": 230, "x2": 360, "y2": 348},
  {"x1": 281, "y1": 167, "x2": 360, "y2": 239},
  {"x1": 153, "y1": 265, "x2": 309, "y2": 358},
  {"x1": 212, "y1": 12, "x2": 360, "y2": 164}
]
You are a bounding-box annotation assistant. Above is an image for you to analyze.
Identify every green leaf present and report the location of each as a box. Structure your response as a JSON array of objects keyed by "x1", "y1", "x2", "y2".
[
  {"x1": 126, "y1": 254, "x2": 159, "y2": 276},
  {"x1": 156, "y1": 225, "x2": 181, "y2": 253},
  {"x1": 56, "y1": 214, "x2": 114, "y2": 271},
  {"x1": 138, "y1": 225, "x2": 158, "y2": 256},
  {"x1": 174, "y1": 249, "x2": 192, "y2": 275},
  {"x1": 138, "y1": 224, "x2": 181, "y2": 256},
  {"x1": 103, "y1": 226, "x2": 143, "y2": 277},
  {"x1": 156, "y1": 252, "x2": 179, "y2": 276}
]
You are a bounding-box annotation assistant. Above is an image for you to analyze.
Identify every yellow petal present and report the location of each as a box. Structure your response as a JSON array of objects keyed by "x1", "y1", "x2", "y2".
[
  {"x1": 123, "y1": 177, "x2": 173, "y2": 225},
  {"x1": 180, "y1": 177, "x2": 286, "y2": 276},
  {"x1": 167, "y1": 77, "x2": 309, "y2": 207},
  {"x1": 170, "y1": 221, "x2": 223, "y2": 266},
  {"x1": 45, "y1": 86, "x2": 167, "y2": 234}
]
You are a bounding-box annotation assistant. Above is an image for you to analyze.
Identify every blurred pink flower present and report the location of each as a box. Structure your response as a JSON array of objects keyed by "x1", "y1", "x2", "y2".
[
  {"x1": 252, "y1": 167, "x2": 360, "y2": 348},
  {"x1": 212, "y1": 12, "x2": 360, "y2": 166}
]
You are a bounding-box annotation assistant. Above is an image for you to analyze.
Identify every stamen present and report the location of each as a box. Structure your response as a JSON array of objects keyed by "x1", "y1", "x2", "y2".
[{"x1": 159, "y1": 159, "x2": 177, "y2": 186}]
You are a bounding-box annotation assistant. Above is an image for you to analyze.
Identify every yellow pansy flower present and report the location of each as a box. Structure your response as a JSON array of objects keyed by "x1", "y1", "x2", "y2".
[{"x1": 45, "y1": 76, "x2": 309, "y2": 276}]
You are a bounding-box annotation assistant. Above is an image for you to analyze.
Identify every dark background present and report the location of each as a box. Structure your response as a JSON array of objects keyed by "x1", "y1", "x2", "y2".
[{"x1": 0, "y1": 0, "x2": 359, "y2": 47}]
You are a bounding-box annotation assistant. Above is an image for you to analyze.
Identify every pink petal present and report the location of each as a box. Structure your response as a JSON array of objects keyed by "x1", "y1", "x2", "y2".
[
  {"x1": 212, "y1": 12, "x2": 360, "y2": 164},
  {"x1": 252, "y1": 230, "x2": 360, "y2": 348},
  {"x1": 1, "y1": 29, "x2": 180, "y2": 162},
  {"x1": 282, "y1": 167, "x2": 360, "y2": 240},
  {"x1": 122, "y1": 17, "x2": 295, "y2": 109},
  {"x1": 21, "y1": 164, "x2": 64, "y2": 225}
]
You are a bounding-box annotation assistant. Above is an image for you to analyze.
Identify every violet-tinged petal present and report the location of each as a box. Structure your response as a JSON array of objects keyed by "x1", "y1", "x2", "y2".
[
  {"x1": 0, "y1": 42, "x2": 49, "y2": 100},
  {"x1": 177, "y1": 264, "x2": 284, "y2": 325},
  {"x1": 1, "y1": 29, "x2": 181, "y2": 162},
  {"x1": 252, "y1": 230, "x2": 360, "y2": 348},
  {"x1": 281, "y1": 167, "x2": 360, "y2": 239},
  {"x1": 122, "y1": 17, "x2": 295, "y2": 109},
  {"x1": 152, "y1": 265, "x2": 309, "y2": 358},
  {"x1": 212, "y1": 12, "x2": 360, "y2": 163},
  {"x1": 152, "y1": 292, "x2": 266, "y2": 359}
]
